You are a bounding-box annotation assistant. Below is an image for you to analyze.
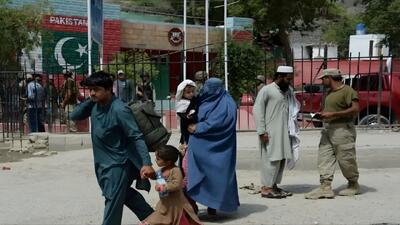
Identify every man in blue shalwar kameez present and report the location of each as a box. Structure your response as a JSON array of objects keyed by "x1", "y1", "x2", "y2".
[{"x1": 70, "y1": 71, "x2": 155, "y2": 225}]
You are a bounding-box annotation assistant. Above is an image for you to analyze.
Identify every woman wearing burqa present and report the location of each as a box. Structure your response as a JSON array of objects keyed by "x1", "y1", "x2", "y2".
[{"x1": 186, "y1": 78, "x2": 239, "y2": 215}]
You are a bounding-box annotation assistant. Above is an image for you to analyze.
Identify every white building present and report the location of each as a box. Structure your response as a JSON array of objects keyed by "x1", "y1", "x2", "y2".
[
  {"x1": 290, "y1": 30, "x2": 338, "y2": 60},
  {"x1": 349, "y1": 34, "x2": 389, "y2": 59}
]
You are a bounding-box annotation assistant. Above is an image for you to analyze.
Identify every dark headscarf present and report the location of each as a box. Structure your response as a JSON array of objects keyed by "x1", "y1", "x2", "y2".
[
  {"x1": 198, "y1": 78, "x2": 224, "y2": 102},
  {"x1": 197, "y1": 78, "x2": 228, "y2": 123}
]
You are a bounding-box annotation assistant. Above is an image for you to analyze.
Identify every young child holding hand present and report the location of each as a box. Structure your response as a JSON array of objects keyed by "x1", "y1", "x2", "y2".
[{"x1": 140, "y1": 145, "x2": 202, "y2": 225}]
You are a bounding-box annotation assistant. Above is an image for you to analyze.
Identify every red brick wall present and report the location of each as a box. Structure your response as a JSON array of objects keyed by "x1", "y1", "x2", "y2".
[{"x1": 103, "y1": 21, "x2": 121, "y2": 62}]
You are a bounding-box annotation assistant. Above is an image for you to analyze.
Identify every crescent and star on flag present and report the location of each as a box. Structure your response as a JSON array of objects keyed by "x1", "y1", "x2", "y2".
[{"x1": 54, "y1": 37, "x2": 88, "y2": 70}]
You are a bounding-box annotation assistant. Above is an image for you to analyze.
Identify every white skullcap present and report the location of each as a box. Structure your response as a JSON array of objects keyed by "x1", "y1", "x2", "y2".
[{"x1": 277, "y1": 66, "x2": 294, "y2": 74}]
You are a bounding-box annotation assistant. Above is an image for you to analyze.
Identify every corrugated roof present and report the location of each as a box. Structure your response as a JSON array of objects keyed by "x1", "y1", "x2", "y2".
[{"x1": 11, "y1": 0, "x2": 120, "y2": 20}]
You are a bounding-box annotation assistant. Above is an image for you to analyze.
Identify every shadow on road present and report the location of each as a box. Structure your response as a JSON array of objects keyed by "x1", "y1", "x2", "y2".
[
  {"x1": 198, "y1": 203, "x2": 268, "y2": 223},
  {"x1": 280, "y1": 183, "x2": 377, "y2": 195},
  {"x1": 335, "y1": 184, "x2": 377, "y2": 194},
  {"x1": 280, "y1": 184, "x2": 320, "y2": 194}
]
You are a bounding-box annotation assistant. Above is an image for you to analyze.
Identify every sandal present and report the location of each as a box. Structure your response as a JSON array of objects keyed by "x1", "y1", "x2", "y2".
[
  {"x1": 261, "y1": 190, "x2": 285, "y2": 199},
  {"x1": 277, "y1": 188, "x2": 293, "y2": 197},
  {"x1": 273, "y1": 185, "x2": 293, "y2": 197}
]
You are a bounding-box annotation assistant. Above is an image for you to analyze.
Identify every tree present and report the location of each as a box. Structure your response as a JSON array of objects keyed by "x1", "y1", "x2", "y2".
[
  {"x1": 212, "y1": 42, "x2": 273, "y2": 102},
  {"x1": 101, "y1": 50, "x2": 160, "y2": 84},
  {"x1": 117, "y1": 0, "x2": 224, "y2": 25},
  {"x1": 362, "y1": 0, "x2": 400, "y2": 55},
  {"x1": 117, "y1": 0, "x2": 174, "y2": 13},
  {"x1": 322, "y1": 4, "x2": 361, "y2": 58},
  {"x1": 230, "y1": 0, "x2": 337, "y2": 63},
  {"x1": 167, "y1": 0, "x2": 224, "y2": 26},
  {"x1": 0, "y1": 0, "x2": 47, "y2": 69}
]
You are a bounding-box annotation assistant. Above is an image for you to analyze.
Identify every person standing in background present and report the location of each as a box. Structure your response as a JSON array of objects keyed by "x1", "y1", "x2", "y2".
[
  {"x1": 27, "y1": 74, "x2": 46, "y2": 132},
  {"x1": 61, "y1": 71, "x2": 78, "y2": 132},
  {"x1": 114, "y1": 70, "x2": 134, "y2": 103},
  {"x1": 136, "y1": 72, "x2": 155, "y2": 102},
  {"x1": 45, "y1": 75, "x2": 59, "y2": 124}
]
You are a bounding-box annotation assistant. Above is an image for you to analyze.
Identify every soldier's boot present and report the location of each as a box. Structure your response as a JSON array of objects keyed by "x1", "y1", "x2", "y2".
[
  {"x1": 338, "y1": 181, "x2": 361, "y2": 196},
  {"x1": 305, "y1": 183, "x2": 335, "y2": 200}
]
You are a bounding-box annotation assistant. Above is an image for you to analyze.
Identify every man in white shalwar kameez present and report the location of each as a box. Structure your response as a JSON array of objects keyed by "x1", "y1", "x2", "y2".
[{"x1": 253, "y1": 66, "x2": 296, "y2": 199}]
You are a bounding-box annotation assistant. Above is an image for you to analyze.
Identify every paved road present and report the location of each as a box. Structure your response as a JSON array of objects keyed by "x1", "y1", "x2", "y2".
[
  {"x1": 0, "y1": 130, "x2": 399, "y2": 225},
  {"x1": 235, "y1": 130, "x2": 400, "y2": 170}
]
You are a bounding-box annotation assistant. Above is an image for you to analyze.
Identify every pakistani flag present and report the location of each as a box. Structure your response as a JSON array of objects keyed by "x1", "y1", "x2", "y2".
[{"x1": 42, "y1": 31, "x2": 99, "y2": 74}]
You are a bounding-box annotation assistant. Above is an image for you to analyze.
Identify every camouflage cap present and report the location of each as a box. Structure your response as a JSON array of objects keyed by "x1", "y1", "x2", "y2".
[{"x1": 318, "y1": 68, "x2": 342, "y2": 79}]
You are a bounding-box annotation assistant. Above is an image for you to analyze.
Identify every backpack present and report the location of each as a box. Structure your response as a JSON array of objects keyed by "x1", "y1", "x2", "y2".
[{"x1": 129, "y1": 101, "x2": 171, "y2": 152}]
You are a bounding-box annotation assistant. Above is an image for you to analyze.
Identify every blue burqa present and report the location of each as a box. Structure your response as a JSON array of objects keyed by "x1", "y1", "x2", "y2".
[{"x1": 187, "y1": 78, "x2": 239, "y2": 212}]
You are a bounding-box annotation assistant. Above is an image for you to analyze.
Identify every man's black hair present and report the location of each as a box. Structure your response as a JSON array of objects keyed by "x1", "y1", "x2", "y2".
[
  {"x1": 33, "y1": 73, "x2": 42, "y2": 79},
  {"x1": 64, "y1": 71, "x2": 73, "y2": 77},
  {"x1": 140, "y1": 71, "x2": 150, "y2": 78},
  {"x1": 82, "y1": 71, "x2": 113, "y2": 89}
]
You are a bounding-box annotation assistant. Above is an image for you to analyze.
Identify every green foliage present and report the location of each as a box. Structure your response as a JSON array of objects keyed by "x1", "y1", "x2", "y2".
[
  {"x1": 115, "y1": 0, "x2": 225, "y2": 25},
  {"x1": 121, "y1": 0, "x2": 173, "y2": 12},
  {"x1": 230, "y1": 0, "x2": 334, "y2": 33},
  {"x1": 101, "y1": 50, "x2": 160, "y2": 83},
  {"x1": 362, "y1": 0, "x2": 400, "y2": 54},
  {"x1": 166, "y1": 0, "x2": 224, "y2": 25},
  {"x1": 0, "y1": 0, "x2": 49, "y2": 69},
  {"x1": 230, "y1": 0, "x2": 336, "y2": 62},
  {"x1": 322, "y1": 4, "x2": 361, "y2": 58},
  {"x1": 212, "y1": 42, "x2": 273, "y2": 102}
]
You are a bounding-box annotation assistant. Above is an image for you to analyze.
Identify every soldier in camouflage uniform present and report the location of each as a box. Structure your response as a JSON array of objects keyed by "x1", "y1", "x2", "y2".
[{"x1": 305, "y1": 68, "x2": 361, "y2": 200}]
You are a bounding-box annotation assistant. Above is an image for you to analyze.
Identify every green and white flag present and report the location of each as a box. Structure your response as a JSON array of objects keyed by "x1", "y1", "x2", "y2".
[{"x1": 42, "y1": 31, "x2": 99, "y2": 74}]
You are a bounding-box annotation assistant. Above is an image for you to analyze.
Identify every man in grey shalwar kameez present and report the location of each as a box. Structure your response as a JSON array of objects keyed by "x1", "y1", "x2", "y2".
[{"x1": 253, "y1": 66, "x2": 294, "y2": 199}]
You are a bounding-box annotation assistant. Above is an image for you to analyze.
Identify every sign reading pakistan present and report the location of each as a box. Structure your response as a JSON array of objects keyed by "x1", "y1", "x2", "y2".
[
  {"x1": 48, "y1": 16, "x2": 88, "y2": 27},
  {"x1": 42, "y1": 31, "x2": 99, "y2": 74}
]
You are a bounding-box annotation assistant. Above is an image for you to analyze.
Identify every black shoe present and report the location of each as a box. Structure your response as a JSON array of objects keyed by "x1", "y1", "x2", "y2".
[{"x1": 207, "y1": 207, "x2": 217, "y2": 216}]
